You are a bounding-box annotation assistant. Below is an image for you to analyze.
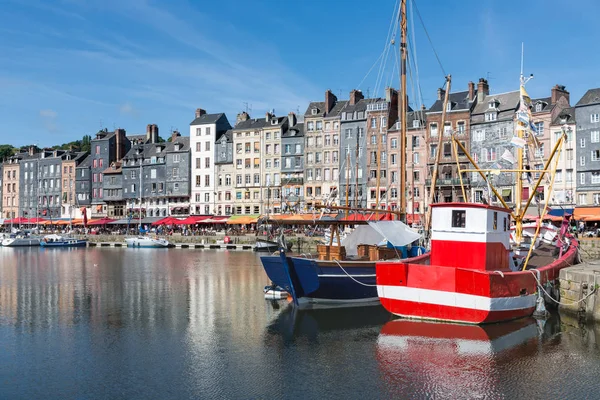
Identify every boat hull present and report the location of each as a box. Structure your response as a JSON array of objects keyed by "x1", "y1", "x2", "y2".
[
  {"x1": 1, "y1": 238, "x2": 41, "y2": 247},
  {"x1": 40, "y1": 240, "x2": 87, "y2": 248},
  {"x1": 254, "y1": 238, "x2": 293, "y2": 252},
  {"x1": 261, "y1": 251, "x2": 430, "y2": 308},
  {"x1": 125, "y1": 237, "x2": 173, "y2": 248},
  {"x1": 376, "y1": 239, "x2": 579, "y2": 324}
]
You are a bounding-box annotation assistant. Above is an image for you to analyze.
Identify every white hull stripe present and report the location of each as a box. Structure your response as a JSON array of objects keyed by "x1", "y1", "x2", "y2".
[
  {"x1": 319, "y1": 274, "x2": 376, "y2": 278},
  {"x1": 377, "y1": 285, "x2": 537, "y2": 311}
]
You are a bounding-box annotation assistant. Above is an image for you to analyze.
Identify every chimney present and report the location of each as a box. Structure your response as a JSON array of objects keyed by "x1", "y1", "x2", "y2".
[
  {"x1": 421, "y1": 104, "x2": 427, "y2": 111},
  {"x1": 29, "y1": 146, "x2": 34, "y2": 156},
  {"x1": 151, "y1": 124, "x2": 159, "y2": 144},
  {"x1": 195, "y1": 108, "x2": 206, "y2": 118},
  {"x1": 477, "y1": 78, "x2": 489, "y2": 103},
  {"x1": 265, "y1": 111, "x2": 273, "y2": 122},
  {"x1": 468, "y1": 81, "x2": 475, "y2": 101},
  {"x1": 115, "y1": 128, "x2": 126, "y2": 160},
  {"x1": 171, "y1": 131, "x2": 181, "y2": 142},
  {"x1": 236, "y1": 111, "x2": 250, "y2": 125},
  {"x1": 551, "y1": 84, "x2": 570, "y2": 105},
  {"x1": 288, "y1": 112, "x2": 297, "y2": 127},
  {"x1": 437, "y1": 88, "x2": 446, "y2": 101},
  {"x1": 349, "y1": 89, "x2": 364, "y2": 106},
  {"x1": 146, "y1": 124, "x2": 152, "y2": 143},
  {"x1": 325, "y1": 89, "x2": 337, "y2": 115}
]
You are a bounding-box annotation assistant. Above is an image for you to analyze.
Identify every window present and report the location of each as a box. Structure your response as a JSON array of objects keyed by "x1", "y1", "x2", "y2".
[
  {"x1": 173, "y1": 168, "x2": 179, "y2": 178},
  {"x1": 593, "y1": 172, "x2": 600, "y2": 184},
  {"x1": 316, "y1": 121, "x2": 323, "y2": 130},
  {"x1": 205, "y1": 141, "x2": 210, "y2": 151},
  {"x1": 592, "y1": 131, "x2": 600, "y2": 143},
  {"x1": 307, "y1": 121, "x2": 314, "y2": 131},
  {"x1": 95, "y1": 145, "x2": 100, "y2": 154},
  {"x1": 566, "y1": 169, "x2": 573, "y2": 183},
  {"x1": 371, "y1": 118, "x2": 376, "y2": 128},
  {"x1": 333, "y1": 135, "x2": 339, "y2": 145},
  {"x1": 581, "y1": 156, "x2": 586, "y2": 166},
  {"x1": 580, "y1": 173, "x2": 585, "y2": 185},
  {"x1": 370, "y1": 135, "x2": 377, "y2": 145},
  {"x1": 430, "y1": 144, "x2": 437, "y2": 158},
  {"x1": 413, "y1": 171, "x2": 420, "y2": 182},
  {"x1": 205, "y1": 157, "x2": 210, "y2": 168},
  {"x1": 444, "y1": 122, "x2": 452, "y2": 135},
  {"x1": 579, "y1": 193, "x2": 587, "y2": 205},
  {"x1": 204, "y1": 175, "x2": 210, "y2": 187},
  {"x1": 430, "y1": 123, "x2": 438, "y2": 136},
  {"x1": 285, "y1": 144, "x2": 291, "y2": 154},
  {"x1": 534, "y1": 122, "x2": 544, "y2": 135},
  {"x1": 591, "y1": 113, "x2": 600, "y2": 123},
  {"x1": 173, "y1": 154, "x2": 181, "y2": 163},
  {"x1": 391, "y1": 138, "x2": 398, "y2": 149},
  {"x1": 443, "y1": 143, "x2": 452, "y2": 157},
  {"x1": 206, "y1": 127, "x2": 211, "y2": 136},
  {"x1": 150, "y1": 169, "x2": 156, "y2": 179},
  {"x1": 274, "y1": 144, "x2": 280, "y2": 154},
  {"x1": 245, "y1": 174, "x2": 251, "y2": 184},
  {"x1": 473, "y1": 130, "x2": 485, "y2": 142},
  {"x1": 254, "y1": 174, "x2": 260, "y2": 184},
  {"x1": 581, "y1": 138, "x2": 586, "y2": 148},
  {"x1": 592, "y1": 150, "x2": 600, "y2": 162},
  {"x1": 485, "y1": 112, "x2": 497, "y2": 122},
  {"x1": 236, "y1": 174, "x2": 242, "y2": 185},
  {"x1": 451, "y1": 210, "x2": 466, "y2": 228},
  {"x1": 196, "y1": 128, "x2": 201, "y2": 136},
  {"x1": 457, "y1": 121, "x2": 465, "y2": 134}
]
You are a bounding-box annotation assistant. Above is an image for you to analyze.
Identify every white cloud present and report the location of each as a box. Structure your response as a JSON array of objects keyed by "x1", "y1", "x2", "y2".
[
  {"x1": 39, "y1": 109, "x2": 57, "y2": 118},
  {"x1": 119, "y1": 102, "x2": 138, "y2": 117}
]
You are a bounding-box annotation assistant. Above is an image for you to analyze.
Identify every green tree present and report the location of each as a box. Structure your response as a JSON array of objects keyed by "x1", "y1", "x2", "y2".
[{"x1": 0, "y1": 144, "x2": 16, "y2": 160}]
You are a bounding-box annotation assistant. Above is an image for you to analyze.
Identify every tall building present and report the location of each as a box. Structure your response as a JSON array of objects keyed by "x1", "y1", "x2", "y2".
[
  {"x1": 61, "y1": 151, "x2": 88, "y2": 219},
  {"x1": 281, "y1": 114, "x2": 304, "y2": 213},
  {"x1": 304, "y1": 90, "x2": 346, "y2": 209},
  {"x1": 2, "y1": 156, "x2": 20, "y2": 219},
  {"x1": 189, "y1": 109, "x2": 231, "y2": 215},
  {"x1": 215, "y1": 129, "x2": 234, "y2": 216},
  {"x1": 262, "y1": 112, "x2": 288, "y2": 214},
  {"x1": 428, "y1": 80, "x2": 478, "y2": 204},
  {"x1": 469, "y1": 81, "x2": 520, "y2": 204},
  {"x1": 340, "y1": 90, "x2": 368, "y2": 209},
  {"x1": 75, "y1": 155, "x2": 92, "y2": 215},
  {"x1": 529, "y1": 84, "x2": 571, "y2": 202},
  {"x1": 90, "y1": 128, "x2": 130, "y2": 217},
  {"x1": 18, "y1": 147, "x2": 40, "y2": 220},
  {"x1": 550, "y1": 107, "x2": 576, "y2": 205},
  {"x1": 404, "y1": 109, "x2": 427, "y2": 222},
  {"x1": 575, "y1": 88, "x2": 600, "y2": 205},
  {"x1": 165, "y1": 132, "x2": 191, "y2": 217},
  {"x1": 37, "y1": 150, "x2": 66, "y2": 219}
]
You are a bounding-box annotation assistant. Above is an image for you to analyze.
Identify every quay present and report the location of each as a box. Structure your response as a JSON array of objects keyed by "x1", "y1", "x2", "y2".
[
  {"x1": 559, "y1": 261, "x2": 600, "y2": 321},
  {"x1": 87, "y1": 241, "x2": 253, "y2": 250}
]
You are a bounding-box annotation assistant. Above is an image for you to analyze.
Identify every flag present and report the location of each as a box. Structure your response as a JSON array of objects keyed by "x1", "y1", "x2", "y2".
[
  {"x1": 501, "y1": 149, "x2": 517, "y2": 164},
  {"x1": 510, "y1": 136, "x2": 526, "y2": 148},
  {"x1": 516, "y1": 111, "x2": 530, "y2": 125}
]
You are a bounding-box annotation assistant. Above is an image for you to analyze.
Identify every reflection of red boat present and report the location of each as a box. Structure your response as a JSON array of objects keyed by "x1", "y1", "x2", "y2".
[
  {"x1": 376, "y1": 203, "x2": 578, "y2": 324},
  {"x1": 377, "y1": 318, "x2": 539, "y2": 398}
]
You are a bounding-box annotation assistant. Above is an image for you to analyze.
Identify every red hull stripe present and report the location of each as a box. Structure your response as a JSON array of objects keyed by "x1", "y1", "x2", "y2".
[
  {"x1": 379, "y1": 297, "x2": 535, "y2": 324},
  {"x1": 378, "y1": 285, "x2": 536, "y2": 311}
]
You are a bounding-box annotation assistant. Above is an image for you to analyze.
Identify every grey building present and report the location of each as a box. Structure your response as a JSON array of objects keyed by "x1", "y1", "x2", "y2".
[
  {"x1": 165, "y1": 132, "x2": 191, "y2": 216},
  {"x1": 76, "y1": 155, "x2": 92, "y2": 207},
  {"x1": 37, "y1": 150, "x2": 67, "y2": 219},
  {"x1": 215, "y1": 130, "x2": 233, "y2": 165},
  {"x1": 575, "y1": 88, "x2": 600, "y2": 205},
  {"x1": 281, "y1": 114, "x2": 304, "y2": 212},
  {"x1": 340, "y1": 91, "x2": 368, "y2": 208},
  {"x1": 90, "y1": 127, "x2": 130, "y2": 216},
  {"x1": 470, "y1": 89, "x2": 520, "y2": 204},
  {"x1": 122, "y1": 139, "x2": 168, "y2": 218},
  {"x1": 17, "y1": 148, "x2": 40, "y2": 219},
  {"x1": 215, "y1": 129, "x2": 234, "y2": 216},
  {"x1": 102, "y1": 161, "x2": 125, "y2": 218}
]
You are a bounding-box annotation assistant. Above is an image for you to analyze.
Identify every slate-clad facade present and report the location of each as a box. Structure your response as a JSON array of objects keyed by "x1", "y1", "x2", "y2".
[{"x1": 575, "y1": 88, "x2": 600, "y2": 205}]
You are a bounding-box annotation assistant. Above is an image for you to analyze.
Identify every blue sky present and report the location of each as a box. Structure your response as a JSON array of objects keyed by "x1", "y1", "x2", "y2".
[{"x1": 1, "y1": 0, "x2": 599, "y2": 147}]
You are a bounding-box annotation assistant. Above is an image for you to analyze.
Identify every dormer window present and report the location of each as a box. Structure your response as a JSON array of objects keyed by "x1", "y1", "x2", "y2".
[
  {"x1": 271, "y1": 119, "x2": 277, "y2": 125},
  {"x1": 485, "y1": 112, "x2": 497, "y2": 122},
  {"x1": 446, "y1": 102, "x2": 452, "y2": 112},
  {"x1": 174, "y1": 144, "x2": 181, "y2": 151},
  {"x1": 311, "y1": 108, "x2": 318, "y2": 115},
  {"x1": 156, "y1": 147, "x2": 161, "y2": 153},
  {"x1": 535, "y1": 103, "x2": 543, "y2": 112},
  {"x1": 413, "y1": 119, "x2": 420, "y2": 128},
  {"x1": 560, "y1": 117, "x2": 567, "y2": 124}
]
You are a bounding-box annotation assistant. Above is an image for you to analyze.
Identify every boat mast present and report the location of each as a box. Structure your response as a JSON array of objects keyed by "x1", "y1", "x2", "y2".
[
  {"x1": 399, "y1": 0, "x2": 408, "y2": 223},
  {"x1": 345, "y1": 147, "x2": 350, "y2": 218},
  {"x1": 354, "y1": 131, "x2": 360, "y2": 208},
  {"x1": 139, "y1": 161, "x2": 142, "y2": 232},
  {"x1": 424, "y1": 75, "x2": 452, "y2": 236}
]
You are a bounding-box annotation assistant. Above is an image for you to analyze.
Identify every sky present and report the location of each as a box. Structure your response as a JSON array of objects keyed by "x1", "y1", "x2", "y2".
[{"x1": 1, "y1": 0, "x2": 599, "y2": 148}]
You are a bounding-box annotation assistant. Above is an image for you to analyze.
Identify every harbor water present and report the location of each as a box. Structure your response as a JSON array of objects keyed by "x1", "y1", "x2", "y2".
[{"x1": 1, "y1": 247, "x2": 600, "y2": 399}]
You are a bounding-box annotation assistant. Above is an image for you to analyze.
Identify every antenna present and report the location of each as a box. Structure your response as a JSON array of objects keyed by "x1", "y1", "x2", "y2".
[
  {"x1": 243, "y1": 102, "x2": 252, "y2": 114},
  {"x1": 366, "y1": 88, "x2": 370, "y2": 99}
]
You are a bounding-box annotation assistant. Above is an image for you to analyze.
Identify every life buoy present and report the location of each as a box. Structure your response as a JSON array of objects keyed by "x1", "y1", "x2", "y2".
[{"x1": 224, "y1": 236, "x2": 230, "y2": 244}]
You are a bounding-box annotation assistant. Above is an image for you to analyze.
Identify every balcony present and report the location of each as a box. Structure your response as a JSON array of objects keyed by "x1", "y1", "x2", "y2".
[{"x1": 425, "y1": 178, "x2": 471, "y2": 186}]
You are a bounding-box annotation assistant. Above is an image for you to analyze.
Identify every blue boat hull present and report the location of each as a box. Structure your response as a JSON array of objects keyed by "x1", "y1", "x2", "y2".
[
  {"x1": 260, "y1": 246, "x2": 428, "y2": 308},
  {"x1": 40, "y1": 241, "x2": 87, "y2": 248}
]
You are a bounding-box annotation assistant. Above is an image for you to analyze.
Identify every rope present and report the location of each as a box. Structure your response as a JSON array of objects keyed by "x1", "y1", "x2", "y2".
[
  {"x1": 411, "y1": 0, "x2": 446, "y2": 77},
  {"x1": 333, "y1": 259, "x2": 378, "y2": 287},
  {"x1": 528, "y1": 269, "x2": 596, "y2": 306}
]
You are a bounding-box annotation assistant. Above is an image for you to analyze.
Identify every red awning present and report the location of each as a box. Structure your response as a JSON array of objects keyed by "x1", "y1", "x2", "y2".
[
  {"x1": 174, "y1": 216, "x2": 210, "y2": 225},
  {"x1": 152, "y1": 216, "x2": 184, "y2": 226},
  {"x1": 88, "y1": 217, "x2": 115, "y2": 225},
  {"x1": 406, "y1": 214, "x2": 422, "y2": 224}
]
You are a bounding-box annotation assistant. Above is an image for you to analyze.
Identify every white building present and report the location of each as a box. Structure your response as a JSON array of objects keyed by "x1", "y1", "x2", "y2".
[
  {"x1": 189, "y1": 109, "x2": 231, "y2": 215},
  {"x1": 550, "y1": 107, "x2": 576, "y2": 205}
]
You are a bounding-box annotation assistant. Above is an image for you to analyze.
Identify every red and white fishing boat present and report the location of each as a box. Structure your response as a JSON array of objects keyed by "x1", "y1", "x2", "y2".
[{"x1": 376, "y1": 202, "x2": 578, "y2": 324}]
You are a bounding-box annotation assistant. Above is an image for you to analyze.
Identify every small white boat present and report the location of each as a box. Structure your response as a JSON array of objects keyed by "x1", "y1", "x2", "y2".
[
  {"x1": 2, "y1": 233, "x2": 41, "y2": 247},
  {"x1": 125, "y1": 236, "x2": 173, "y2": 248}
]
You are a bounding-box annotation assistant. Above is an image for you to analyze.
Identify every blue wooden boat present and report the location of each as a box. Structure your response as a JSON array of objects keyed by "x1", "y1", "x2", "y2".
[
  {"x1": 260, "y1": 221, "x2": 429, "y2": 309},
  {"x1": 40, "y1": 234, "x2": 87, "y2": 248}
]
